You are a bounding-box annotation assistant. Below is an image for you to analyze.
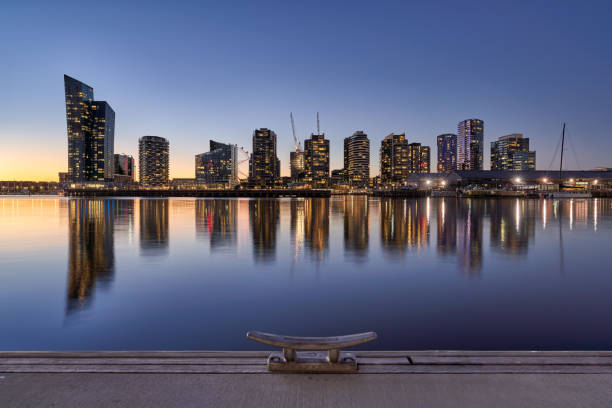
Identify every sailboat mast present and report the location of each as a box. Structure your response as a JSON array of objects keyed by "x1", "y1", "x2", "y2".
[{"x1": 559, "y1": 123, "x2": 565, "y2": 189}]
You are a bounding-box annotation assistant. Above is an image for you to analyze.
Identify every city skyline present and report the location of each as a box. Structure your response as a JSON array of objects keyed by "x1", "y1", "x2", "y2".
[{"x1": 2, "y1": 1, "x2": 612, "y2": 181}]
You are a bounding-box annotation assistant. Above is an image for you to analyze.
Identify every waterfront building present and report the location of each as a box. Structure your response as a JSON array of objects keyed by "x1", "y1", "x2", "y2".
[
  {"x1": 304, "y1": 133, "x2": 330, "y2": 188},
  {"x1": 330, "y1": 169, "x2": 346, "y2": 187},
  {"x1": 380, "y1": 133, "x2": 409, "y2": 185},
  {"x1": 457, "y1": 119, "x2": 484, "y2": 171},
  {"x1": 490, "y1": 134, "x2": 536, "y2": 171},
  {"x1": 64, "y1": 75, "x2": 115, "y2": 182},
  {"x1": 408, "y1": 143, "x2": 430, "y2": 173},
  {"x1": 195, "y1": 141, "x2": 238, "y2": 186},
  {"x1": 343, "y1": 131, "x2": 370, "y2": 187},
  {"x1": 437, "y1": 134, "x2": 457, "y2": 173},
  {"x1": 290, "y1": 151, "x2": 305, "y2": 181},
  {"x1": 138, "y1": 136, "x2": 169, "y2": 186},
  {"x1": 114, "y1": 154, "x2": 135, "y2": 180},
  {"x1": 249, "y1": 128, "x2": 279, "y2": 186}
]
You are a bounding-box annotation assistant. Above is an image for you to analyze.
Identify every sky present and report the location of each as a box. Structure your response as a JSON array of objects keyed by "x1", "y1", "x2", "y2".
[{"x1": 1, "y1": 0, "x2": 611, "y2": 181}]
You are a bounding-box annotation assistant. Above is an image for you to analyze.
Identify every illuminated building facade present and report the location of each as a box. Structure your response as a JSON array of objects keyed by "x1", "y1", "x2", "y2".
[
  {"x1": 304, "y1": 133, "x2": 330, "y2": 188},
  {"x1": 380, "y1": 133, "x2": 408, "y2": 185},
  {"x1": 457, "y1": 119, "x2": 484, "y2": 170},
  {"x1": 343, "y1": 131, "x2": 370, "y2": 187},
  {"x1": 407, "y1": 142, "x2": 430, "y2": 173},
  {"x1": 114, "y1": 154, "x2": 135, "y2": 180},
  {"x1": 249, "y1": 128, "x2": 279, "y2": 186},
  {"x1": 64, "y1": 75, "x2": 115, "y2": 182},
  {"x1": 290, "y1": 151, "x2": 305, "y2": 181},
  {"x1": 195, "y1": 140, "x2": 238, "y2": 186},
  {"x1": 437, "y1": 133, "x2": 457, "y2": 173},
  {"x1": 490, "y1": 133, "x2": 536, "y2": 171},
  {"x1": 138, "y1": 136, "x2": 169, "y2": 186}
]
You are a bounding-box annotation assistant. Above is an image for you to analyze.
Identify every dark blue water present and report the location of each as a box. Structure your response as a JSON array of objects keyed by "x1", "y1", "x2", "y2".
[{"x1": 1, "y1": 196, "x2": 611, "y2": 350}]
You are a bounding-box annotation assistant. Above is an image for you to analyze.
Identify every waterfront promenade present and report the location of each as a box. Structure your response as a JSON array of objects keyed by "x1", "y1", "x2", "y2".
[{"x1": 2, "y1": 350, "x2": 612, "y2": 407}]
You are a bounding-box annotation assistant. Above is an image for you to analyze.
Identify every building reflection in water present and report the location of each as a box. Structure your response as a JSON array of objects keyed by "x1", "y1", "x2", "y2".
[
  {"x1": 139, "y1": 199, "x2": 169, "y2": 256},
  {"x1": 489, "y1": 199, "x2": 536, "y2": 256},
  {"x1": 457, "y1": 199, "x2": 483, "y2": 276},
  {"x1": 436, "y1": 198, "x2": 457, "y2": 255},
  {"x1": 304, "y1": 198, "x2": 329, "y2": 261},
  {"x1": 380, "y1": 198, "x2": 407, "y2": 255},
  {"x1": 249, "y1": 199, "x2": 279, "y2": 262},
  {"x1": 343, "y1": 196, "x2": 369, "y2": 261},
  {"x1": 380, "y1": 198, "x2": 430, "y2": 256},
  {"x1": 407, "y1": 198, "x2": 429, "y2": 249},
  {"x1": 67, "y1": 199, "x2": 134, "y2": 312},
  {"x1": 195, "y1": 199, "x2": 237, "y2": 249}
]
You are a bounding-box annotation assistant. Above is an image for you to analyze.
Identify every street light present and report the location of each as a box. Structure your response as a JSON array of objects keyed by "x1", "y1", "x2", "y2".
[
  {"x1": 593, "y1": 179, "x2": 598, "y2": 185},
  {"x1": 441, "y1": 180, "x2": 447, "y2": 187},
  {"x1": 542, "y1": 178, "x2": 548, "y2": 183},
  {"x1": 514, "y1": 177, "x2": 522, "y2": 183},
  {"x1": 425, "y1": 180, "x2": 431, "y2": 186}
]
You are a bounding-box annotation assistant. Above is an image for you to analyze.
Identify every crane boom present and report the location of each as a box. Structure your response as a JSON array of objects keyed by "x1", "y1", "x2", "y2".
[{"x1": 290, "y1": 112, "x2": 300, "y2": 152}]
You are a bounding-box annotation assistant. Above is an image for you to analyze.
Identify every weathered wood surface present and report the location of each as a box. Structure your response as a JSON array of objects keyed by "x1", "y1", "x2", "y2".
[{"x1": 2, "y1": 351, "x2": 612, "y2": 374}]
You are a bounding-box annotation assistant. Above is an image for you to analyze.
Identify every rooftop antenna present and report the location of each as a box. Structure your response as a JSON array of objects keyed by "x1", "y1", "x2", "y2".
[
  {"x1": 290, "y1": 112, "x2": 301, "y2": 152},
  {"x1": 317, "y1": 112, "x2": 320, "y2": 135}
]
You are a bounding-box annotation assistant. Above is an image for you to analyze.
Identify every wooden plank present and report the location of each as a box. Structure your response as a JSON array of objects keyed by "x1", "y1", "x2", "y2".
[
  {"x1": 358, "y1": 365, "x2": 612, "y2": 374},
  {"x1": 0, "y1": 364, "x2": 268, "y2": 374},
  {"x1": 356, "y1": 357, "x2": 411, "y2": 365},
  {"x1": 0, "y1": 358, "x2": 266, "y2": 366},
  {"x1": 0, "y1": 351, "x2": 269, "y2": 358},
  {"x1": 411, "y1": 356, "x2": 612, "y2": 365}
]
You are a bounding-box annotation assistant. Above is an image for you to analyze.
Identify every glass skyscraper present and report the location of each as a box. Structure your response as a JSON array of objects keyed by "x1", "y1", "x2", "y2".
[
  {"x1": 304, "y1": 133, "x2": 330, "y2": 188},
  {"x1": 343, "y1": 131, "x2": 370, "y2": 187},
  {"x1": 457, "y1": 119, "x2": 484, "y2": 171},
  {"x1": 407, "y1": 142, "x2": 430, "y2": 173},
  {"x1": 138, "y1": 136, "x2": 169, "y2": 186},
  {"x1": 249, "y1": 128, "x2": 279, "y2": 186},
  {"x1": 437, "y1": 133, "x2": 457, "y2": 173},
  {"x1": 380, "y1": 133, "x2": 409, "y2": 185},
  {"x1": 64, "y1": 75, "x2": 114, "y2": 182}
]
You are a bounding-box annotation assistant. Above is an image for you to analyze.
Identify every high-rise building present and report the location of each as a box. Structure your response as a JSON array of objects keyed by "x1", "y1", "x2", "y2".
[
  {"x1": 437, "y1": 133, "x2": 457, "y2": 173},
  {"x1": 114, "y1": 154, "x2": 135, "y2": 180},
  {"x1": 195, "y1": 140, "x2": 238, "y2": 185},
  {"x1": 490, "y1": 133, "x2": 536, "y2": 171},
  {"x1": 457, "y1": 119, "x2": 484, "y2": 171},
  {"x1": 343, "y1": 131, "x2": 370, "y2": 187},
  {"x1": 64, "y1": 75, "x2": 115, "y2": 182},
  {"x1": 380, "y1": 133, "x2": 409, "y2": 185},
  {"x1": 249, "y1": 128, "x2": 279, "y2": 186},
  {"x1": 138, "y1": 136, "x2": 169, "y2": 186},
  {"x1": 304, "y1": 133, "x2": 330, "y2": 188},
  {"x1": 407, "y1": 142, "x2": 430, "y2": 173},
  {"x1": 290, "y1": 151, "x2": 305, "y2": 181}
]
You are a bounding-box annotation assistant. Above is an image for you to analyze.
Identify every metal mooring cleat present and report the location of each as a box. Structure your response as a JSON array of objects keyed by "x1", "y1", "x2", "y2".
[{"x1": 246, "y1": 330, "x2": 377, "y2": 372}]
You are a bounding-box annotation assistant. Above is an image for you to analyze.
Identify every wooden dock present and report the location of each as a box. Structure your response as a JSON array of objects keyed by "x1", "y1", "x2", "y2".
[{"x1": 2, "y1": 350, "x2": 612, "y2": 407}]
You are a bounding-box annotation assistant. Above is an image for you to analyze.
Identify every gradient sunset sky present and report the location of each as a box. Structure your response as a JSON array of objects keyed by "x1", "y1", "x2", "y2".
[{"x1": 1, "y1": 0, "x2": 611, "y2": 181}]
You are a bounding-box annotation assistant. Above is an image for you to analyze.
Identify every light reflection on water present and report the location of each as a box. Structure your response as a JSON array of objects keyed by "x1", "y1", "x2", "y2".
[{"x1": 0, "y1": 196, "x2": 611, "y2": 350}]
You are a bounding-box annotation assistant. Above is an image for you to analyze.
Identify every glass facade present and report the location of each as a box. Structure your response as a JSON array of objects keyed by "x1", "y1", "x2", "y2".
[
  {"x1": 249, "y1": 128, "x2": 279, "y2": 186},
  {"x1": 290, "y1": 151, "x2": 305, "y2": 181},
  {"x1": 114, "y1": 154, "x2": 135, "y2": 179},
  {"x1": 304, "y1": 133, "x2": 330, "y2": 188},
  {"x1": 195, "y1": 140, "x2": 238, "y2": 185},
  {"x1": 138, "y1": 136, "x2": 169, "y2": 186},
  {"x1": 380, "y1": 133, "x2": 408, "y2": 185},
  {"x1": 457, "y1": 119, "x2": 484, "y2": 171},
  {"x1": 491, "y1": 133, "x2": 536, "y2": 171},
  {"x1": 437, "y1": 133, "x2": 457, "y2": 173},
  {"x1": 65, "y1": 75, "x2": 114, "y2": 182},
  {"x1": 408, "y1": 142, "x2": 431, "y2": 173},
  {"x1": 343, "y1": 131, "x2": 370, "y2": 187}
]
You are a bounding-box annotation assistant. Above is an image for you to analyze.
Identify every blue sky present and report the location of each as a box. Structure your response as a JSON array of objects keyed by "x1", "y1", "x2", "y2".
[{"x1": 1, "y1": 0, "x2": 611, "y2": 180}]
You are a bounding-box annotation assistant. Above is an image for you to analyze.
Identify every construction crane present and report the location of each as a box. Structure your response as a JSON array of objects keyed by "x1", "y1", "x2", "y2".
[{"x1": 290, "y1": 112, "x2": 301, "y2": 152}]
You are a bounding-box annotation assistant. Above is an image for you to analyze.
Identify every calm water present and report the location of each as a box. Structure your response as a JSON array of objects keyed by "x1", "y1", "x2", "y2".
[{"x1": 1, "y1": 196, "x2": 611, "y2": 350}]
